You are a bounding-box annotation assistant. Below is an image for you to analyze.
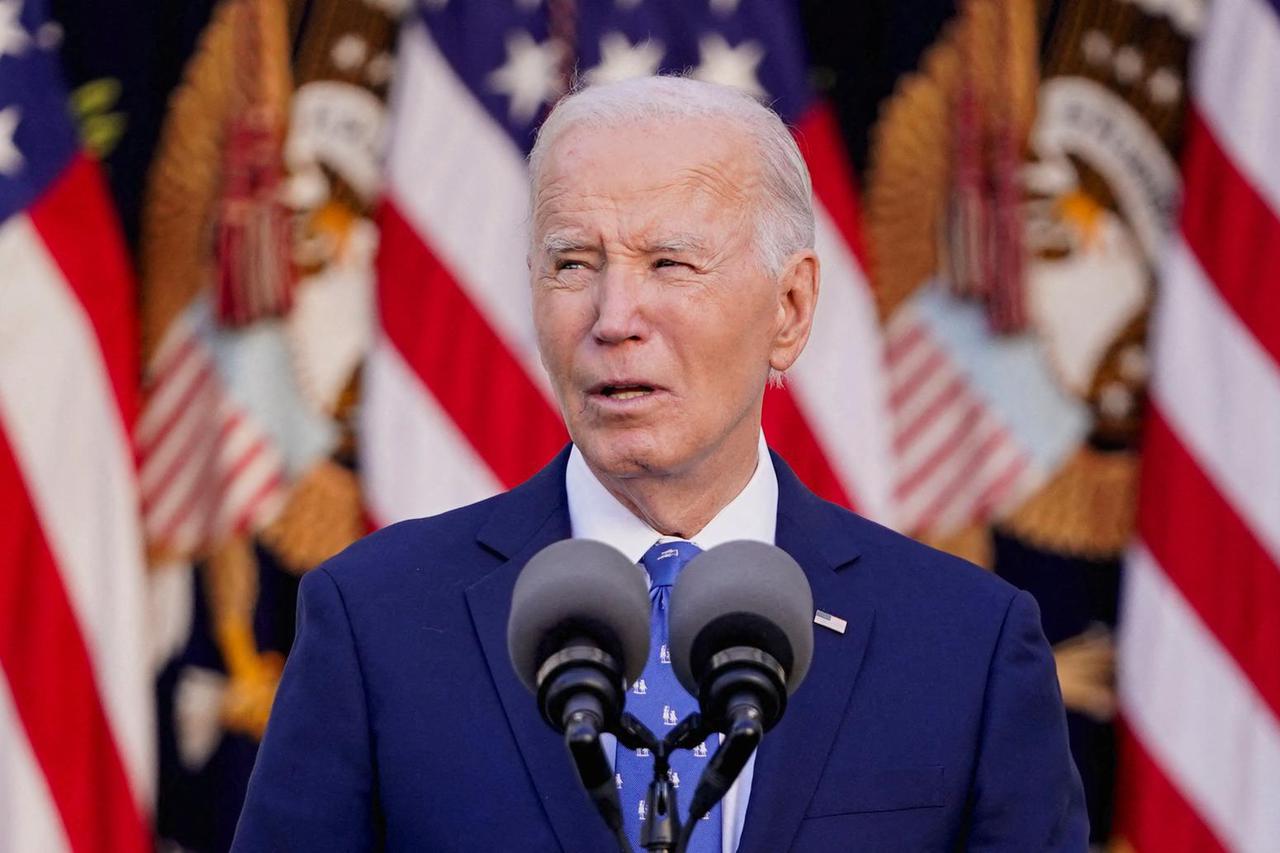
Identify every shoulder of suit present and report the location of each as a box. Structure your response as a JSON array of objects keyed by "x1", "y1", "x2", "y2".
[
  {"x1": 310, "y1": 492, "x2": 510, "y2": 596},
  {"x1": 799, "y1": 494, "x2": 1019, "y2": 613}
]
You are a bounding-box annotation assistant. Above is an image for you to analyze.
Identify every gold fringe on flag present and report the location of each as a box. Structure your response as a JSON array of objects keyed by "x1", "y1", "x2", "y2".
[
  {"x1": 919, "y1": 523, "x2": 995, "y2": 570},
  {"x1": 1053, "y1": 627, "x2": 1116, "y2": 722},
  {"x1": 1003, "y1": 446, "x2": 1140, "y2": 559},
  {"x1": 204, "y1": 536, "x2": 283, "y2": 739},
  {"x1": 262, "y1": 459, "x2": 364, "y2": 574}
]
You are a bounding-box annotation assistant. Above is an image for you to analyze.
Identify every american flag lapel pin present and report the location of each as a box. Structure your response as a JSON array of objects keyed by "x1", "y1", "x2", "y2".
[{"x1": 814, "y1": 609, "x2": 847, "y2": 635}]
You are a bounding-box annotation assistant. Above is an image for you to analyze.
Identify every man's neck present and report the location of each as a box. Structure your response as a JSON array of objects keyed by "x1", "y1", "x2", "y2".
[{"x1": 582, "y1": 427, "x2": 761, "y2": 538}]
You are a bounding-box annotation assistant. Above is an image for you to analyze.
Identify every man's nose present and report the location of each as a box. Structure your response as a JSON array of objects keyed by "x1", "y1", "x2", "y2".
[{"x1": 590, "y1": 265, "x2": 649, "y2": 345}]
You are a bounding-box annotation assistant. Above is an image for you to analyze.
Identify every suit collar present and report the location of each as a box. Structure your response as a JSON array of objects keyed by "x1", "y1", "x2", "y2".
[
  {"x1": 771, "y1": 448, "x2": 863, "y2": 571},
  {"x1": 475, "y1": 445, "x2": 572, "y2": 560}
]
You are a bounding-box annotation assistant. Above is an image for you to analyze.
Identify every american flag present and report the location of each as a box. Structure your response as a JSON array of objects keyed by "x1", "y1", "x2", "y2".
[
  {"x1": 1115, "y1": 0, "x2": 1280, "y2": 848},
  {"x1": 0, "y1": 0, "x2": 152, "y2": 850},
  {"x1": 364, "y1": 0, "x2": 894, "y2": 528}
]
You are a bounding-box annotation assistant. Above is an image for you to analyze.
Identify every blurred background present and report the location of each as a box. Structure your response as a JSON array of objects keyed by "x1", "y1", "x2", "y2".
[{"x1": 1, "y1": 0, "x2": 1274, "y2": 850}]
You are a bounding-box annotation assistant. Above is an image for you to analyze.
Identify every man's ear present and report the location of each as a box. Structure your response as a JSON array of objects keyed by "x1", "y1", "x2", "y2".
[{"x1": 769, "y1": 250, "x2": 820, "y2": 374}]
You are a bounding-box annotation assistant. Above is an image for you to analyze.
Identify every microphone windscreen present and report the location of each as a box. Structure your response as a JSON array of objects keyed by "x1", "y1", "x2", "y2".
[
  {"x1": 668, "y1": 540, "x2": 814, "y2": 697},
  {"x1": 507, "y1": 539, "x2": 651, "y2": 693}
]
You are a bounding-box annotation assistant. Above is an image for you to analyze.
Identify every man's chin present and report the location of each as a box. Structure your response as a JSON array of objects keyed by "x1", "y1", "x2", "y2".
[{"x1": 573, "y1": 429, "x2": 674, "y2": 479}]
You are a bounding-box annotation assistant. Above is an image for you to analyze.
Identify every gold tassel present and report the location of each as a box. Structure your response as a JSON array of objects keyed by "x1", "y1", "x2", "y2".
[
  {"x1": 213, "y1": 0, "x2": 295, "y2": 326},
  {"x1": 866, "y1": 0, "x2": 1039, "y2": 323},
  {"x1": 139, "y1": 0, "x2": 294, "y2": 359}
]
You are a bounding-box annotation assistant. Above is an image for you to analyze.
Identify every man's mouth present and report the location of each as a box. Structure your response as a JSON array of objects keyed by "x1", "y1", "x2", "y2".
[
  {"x1": 590, "y1": 382, "x2": 660, "y2": 401},
  {"x1": 601, "y1": 384, "x2": 654, "y2": 400}
]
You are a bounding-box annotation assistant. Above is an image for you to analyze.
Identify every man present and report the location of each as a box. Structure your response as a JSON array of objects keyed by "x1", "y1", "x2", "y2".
[{"x1": 234, "y1": 76, "x2": 1087, "y2": 851}]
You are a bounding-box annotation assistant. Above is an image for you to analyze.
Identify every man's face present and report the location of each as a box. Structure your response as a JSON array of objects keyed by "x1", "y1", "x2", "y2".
[{"x1": 530, "y1": 118, "x2": 801, "y2": 481}]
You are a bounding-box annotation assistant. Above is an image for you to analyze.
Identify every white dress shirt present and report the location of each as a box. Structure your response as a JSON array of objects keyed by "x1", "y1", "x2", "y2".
[{"x1": 566, "y1": 432, "x2": 778, "y2": 853}]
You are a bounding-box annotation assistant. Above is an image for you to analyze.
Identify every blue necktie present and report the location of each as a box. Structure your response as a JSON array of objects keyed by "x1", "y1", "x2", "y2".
[{"x1": 617, "y1": 540, "x2": 721, "y2": 852}]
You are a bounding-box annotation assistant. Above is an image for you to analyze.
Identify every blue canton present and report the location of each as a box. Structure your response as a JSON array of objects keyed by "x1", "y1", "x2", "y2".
[
  {"x1": 0, "y1": 0, "x2": 80, "y2": 225},
  {"x1": 417, "y1": 0, "x2": 816, "y2": 158}
]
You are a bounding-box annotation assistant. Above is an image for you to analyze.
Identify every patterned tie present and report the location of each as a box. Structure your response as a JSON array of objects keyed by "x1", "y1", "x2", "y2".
[{"x1": 617, "y1": 540, "x2": 721, "y2": 852}]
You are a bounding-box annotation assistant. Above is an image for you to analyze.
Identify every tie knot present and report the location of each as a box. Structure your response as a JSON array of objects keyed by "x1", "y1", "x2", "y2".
[{"x1": 640, "y1": 539, "x2": 702, "y2": 588}]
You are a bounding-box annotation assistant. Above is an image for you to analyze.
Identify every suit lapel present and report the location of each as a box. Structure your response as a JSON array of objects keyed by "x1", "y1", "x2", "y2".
[
  {"x1": 736, "y1": 455, "x2": 876, "y2": 852},
  {"x1": 463, "y1": 448, "x2": 618, "y2": 853}
]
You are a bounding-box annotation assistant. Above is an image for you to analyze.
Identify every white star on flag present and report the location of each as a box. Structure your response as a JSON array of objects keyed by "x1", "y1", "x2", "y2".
[
  {"x1": 692, "y1": 33, "x2": 766, "y2": 100},
  {"x1": 0, "y1": 0, "x2": 31, "y2": 59},
  {"x1": 487, "y1": 30, "x2": 565, "y2": 123},
  {"x1": 585, "y1": 32, "x2": 664, "y2": 85},
  {"x1": 0, "y1": 106, "x2": 22, "y2": 176}
]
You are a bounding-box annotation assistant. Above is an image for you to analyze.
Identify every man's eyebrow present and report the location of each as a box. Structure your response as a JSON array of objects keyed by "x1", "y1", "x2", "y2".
[
  {"x1": 644, "y1": 235, "x2": 709, "y2": 254},
  {"x1": 538, "y1": 233, "x2": 709, "y2": 254},
  {"x1": 541, "y1": 234, "x2": 598, "y2": 254}
]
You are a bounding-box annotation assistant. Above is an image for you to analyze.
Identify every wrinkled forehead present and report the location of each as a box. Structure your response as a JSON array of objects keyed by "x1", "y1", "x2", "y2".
[{"x1": 530, "y1": 117, "x2": 760, "y2": 233}]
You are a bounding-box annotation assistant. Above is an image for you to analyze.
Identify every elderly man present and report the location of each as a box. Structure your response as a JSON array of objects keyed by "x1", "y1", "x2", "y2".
[{"x1": 234, "y1": 76, "x2": 1087, "y2": 852}]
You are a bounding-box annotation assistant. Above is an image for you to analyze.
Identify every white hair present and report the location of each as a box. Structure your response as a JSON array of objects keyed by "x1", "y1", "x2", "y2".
[{"x1": 528, "y1": 74, "x2": 815, "y2": 276}]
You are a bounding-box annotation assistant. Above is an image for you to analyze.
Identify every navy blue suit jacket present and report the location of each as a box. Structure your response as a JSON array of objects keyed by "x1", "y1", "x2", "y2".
[{"x1": 234, "y1": 448, "x2": 1087, "y2": 851}]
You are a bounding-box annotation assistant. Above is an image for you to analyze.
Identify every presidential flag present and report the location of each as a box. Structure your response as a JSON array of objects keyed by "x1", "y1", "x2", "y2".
[
  {"x1": 129, "y1": 0, "x2": 399, "y2": 847},
  {"x1": 859, "y1": 0, "x2": 1202, "y2": 838},
  {"x1": 364, "y1": 0, "x2": 894, "y2": 528},
  {"x1": 0, "y1": 0, "x2": 152, "y2": 849}
]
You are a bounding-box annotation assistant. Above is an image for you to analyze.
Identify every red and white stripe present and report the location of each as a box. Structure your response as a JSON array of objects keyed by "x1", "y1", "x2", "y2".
[
  {"x1": 363, "y1": 22, "x2": 893, "y2": 526},
  {"x1": 137, "y1": 317, "x2": 286, "y2": 560},
  {"x1": 1116, "y1": 0, "x2": 1280, "y2": 849},
  {"x1": 883, "y1": 307, "x2": 1033, "y2": 535},
  {"x1": 0, "y1": 156, "x2": 152, "y2": 851}
]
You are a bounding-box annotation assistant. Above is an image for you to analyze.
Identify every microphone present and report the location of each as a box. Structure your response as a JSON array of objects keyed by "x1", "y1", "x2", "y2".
[
  {"x1": 508, "y1": 538, "x2": 651, "y2": 730},
  {"x1": 507, "y1": 539, "x2": 651, "y2": 849},
  {"x1": 667, "y1": 540, "x2": 815, "y2": 833}
]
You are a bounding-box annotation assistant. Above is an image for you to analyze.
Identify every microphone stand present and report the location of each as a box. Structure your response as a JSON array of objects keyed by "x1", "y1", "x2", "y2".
[
  {"x1": 550, "y1": 645, "x2": 773, "y2": 853},
  {"x1": 615, "y1": 712, "x2": 684, "y2": 853},
  {"x1": 613, "y1": 711, "x2": 760, "y2": 853}
]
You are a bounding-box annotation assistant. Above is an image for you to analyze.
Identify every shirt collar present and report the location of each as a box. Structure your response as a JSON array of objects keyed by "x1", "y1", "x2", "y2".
[{"x1": 566, "y1": 431, "x2": 778, "y2": 563}]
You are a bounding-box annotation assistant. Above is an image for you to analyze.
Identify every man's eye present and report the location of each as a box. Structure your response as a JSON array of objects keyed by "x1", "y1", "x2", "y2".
[
  {"x1": 557, "y1": 260, "x2": 588, "y2": 271},
  {"x1": 653, "y1": 258, "x2": 683, "y2": 269}
]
